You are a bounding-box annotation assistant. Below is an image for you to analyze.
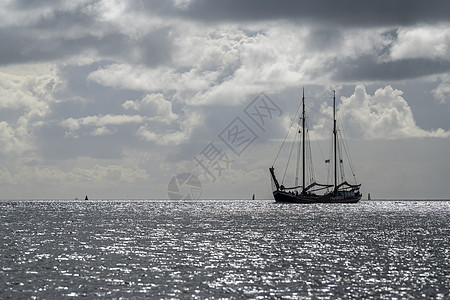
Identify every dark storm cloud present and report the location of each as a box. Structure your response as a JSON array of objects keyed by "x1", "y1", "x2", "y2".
[
  {"x1": 174, "y1": 0, "x2": 450, "y2": 26},
  {"x1": 31, "y1": 3, "x2": 96, "y2": 29},
  {"x1": 333, "y1": 57, "x2": 450, "y2": 81},
  {"x1": 0, "y1": 27, "x2": 173, "y2": 67},
  {"x1": 0, "y1": 28, "x2": 88, "y2": 65},
  {"x1": 0, "y1": 2, "x2": 173, "y2": 66},
  {"x1": 10, "y1": 0, "x2": 65, "y2": 9},
  {"x1": 305, "y1": 28, "x2": 343, "y2": 51}
]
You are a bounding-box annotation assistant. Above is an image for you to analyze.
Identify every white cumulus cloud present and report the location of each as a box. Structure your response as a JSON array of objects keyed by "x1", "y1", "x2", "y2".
[
  {"x1": 390, "y1": 26, "x2": 450, "y2": 61},
  {"x1": 432, "y1": 78, "x2": 450, "y2": 104},
  {"x1": 0, "y1": 64, "x2": 61, "y2": 155},
  {"x1": 123, "y1": 93, "x2": 177, "y2": 123},
  {"x1": 136, "y1": 109, "x2": 203, "y2": 145},
  {"x1": 333, "y1": 85, "x2": 450, "y2": 139},
  {"x1": 61, "y1": 114, "x2": 145, "y2": 137}
]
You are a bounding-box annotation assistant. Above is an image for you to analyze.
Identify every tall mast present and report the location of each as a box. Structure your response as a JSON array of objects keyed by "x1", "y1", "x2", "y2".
[
  {"x1": 302, "y1": 87, "x2": 306, "y2": 194},
  {"x1": 333, "y1": 90, "x2": 337, "y2": 194}
]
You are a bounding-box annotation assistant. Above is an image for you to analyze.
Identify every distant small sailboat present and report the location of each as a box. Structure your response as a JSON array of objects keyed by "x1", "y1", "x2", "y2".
[{"x1": 85, "y1": 195, "x2": 88, "y2": 201}]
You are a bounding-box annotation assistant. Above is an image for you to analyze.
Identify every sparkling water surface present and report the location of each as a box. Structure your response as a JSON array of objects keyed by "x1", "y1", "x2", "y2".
[{"x1": 1, "y1": 200, "x2": 449, "y2": 299}]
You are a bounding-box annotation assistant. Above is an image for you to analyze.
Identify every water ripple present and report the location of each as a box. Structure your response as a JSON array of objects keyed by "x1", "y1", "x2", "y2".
[{"x1": 1, "y1": 200, "x2": 449, "y2": 298}]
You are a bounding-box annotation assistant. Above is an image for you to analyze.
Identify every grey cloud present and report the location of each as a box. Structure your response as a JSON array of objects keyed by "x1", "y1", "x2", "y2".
[
  {"x1": 56, "y1": 64, "x2": 142, "y2": 104},
  {"x1": 0, "y1": 2, "x2": 174, "y2": 67},
  {"x1": 0, "y1": 28, "x2": 173, "y2": 66},
  {"x1": 35, "y1": 123, "x2": 138, "y2": 160},
  {"x1": 31, "y1": 4, "x2": 96, "y2": 30},
  {"x1": 10, "y1": 0, "x2": 66, "y2": 9},
  {"x1": 0, "y1": 28, "x2": 88, "y2": 65},
  {"x1": 305, "y1": 28, "x2": 343, "y2": 52},
  {"x1": 333, "y1": 57, "x2": 450, "y2": 81},
  {"x1": 172, "y1": 0, "x2": 450, "y2": 27}
]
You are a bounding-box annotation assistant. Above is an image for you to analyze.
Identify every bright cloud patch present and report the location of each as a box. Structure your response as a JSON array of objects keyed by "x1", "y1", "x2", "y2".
[
  {"x1": 390, "y1": 26, "x2": 450, "y2": 61},
  {"x1": 433, "y1": 80, "x2": 450, "y2": 104},
  {"x1": 0, "y1": 121, "x2": 29, "y2": 155},
  {"x1": 123, "y1": 93, "x2": 203, "y2": 145},
  {"x1": 61, "y1": 93, "x2": 203, "y2": 146},
  {"x1": 87, "y1": 25, "x2": 248, "y2": 105},
  {"x1": 0, "y1": 64, "x2": 60, "y2": 154},
  {"x1": 86, "y1": 24, "x2": 316, "y2": 106},
  {"x1": 61, "y1": 114, "x2": 145, "y2": 137},
  {"x1": 136, "y1": 109, "x2": 203, "y2": 145},
  {"x1": 123, "y1": 93, "x2": 177, "y2": 123},
  {"x1": 334, "y1": 85, "x2": 450, "y2": 139}
]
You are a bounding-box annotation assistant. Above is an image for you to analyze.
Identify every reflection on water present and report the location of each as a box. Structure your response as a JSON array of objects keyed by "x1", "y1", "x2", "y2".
[{"x1": 1, "y1": 200, "x2": 449, "y2": 298}]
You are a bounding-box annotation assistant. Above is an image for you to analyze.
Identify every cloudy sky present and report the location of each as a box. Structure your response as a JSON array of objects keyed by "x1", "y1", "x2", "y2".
[{"x1": 1, "y1": 0, "x2": 450, "y2": 200}]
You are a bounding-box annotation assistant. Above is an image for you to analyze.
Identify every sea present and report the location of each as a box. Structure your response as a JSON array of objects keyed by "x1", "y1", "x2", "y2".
[{"x1": 1, "y1": 200, "x2": 449, "y2": 299}]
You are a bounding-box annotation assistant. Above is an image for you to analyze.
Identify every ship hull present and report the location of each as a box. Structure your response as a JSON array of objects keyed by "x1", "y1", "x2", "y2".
[{"x1": 273, "y1": 190, "x2": 361, "y2": 204}]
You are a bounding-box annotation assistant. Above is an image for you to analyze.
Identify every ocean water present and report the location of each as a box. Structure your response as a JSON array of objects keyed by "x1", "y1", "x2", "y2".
[{"x1": 1, "y1": 200, "x2": 449, "y2": 299}]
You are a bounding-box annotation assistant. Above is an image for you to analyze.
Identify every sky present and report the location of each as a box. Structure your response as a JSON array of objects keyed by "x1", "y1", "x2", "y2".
[{"x1": 1, "y1": 0, "x2": 450, "y2": 200}]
